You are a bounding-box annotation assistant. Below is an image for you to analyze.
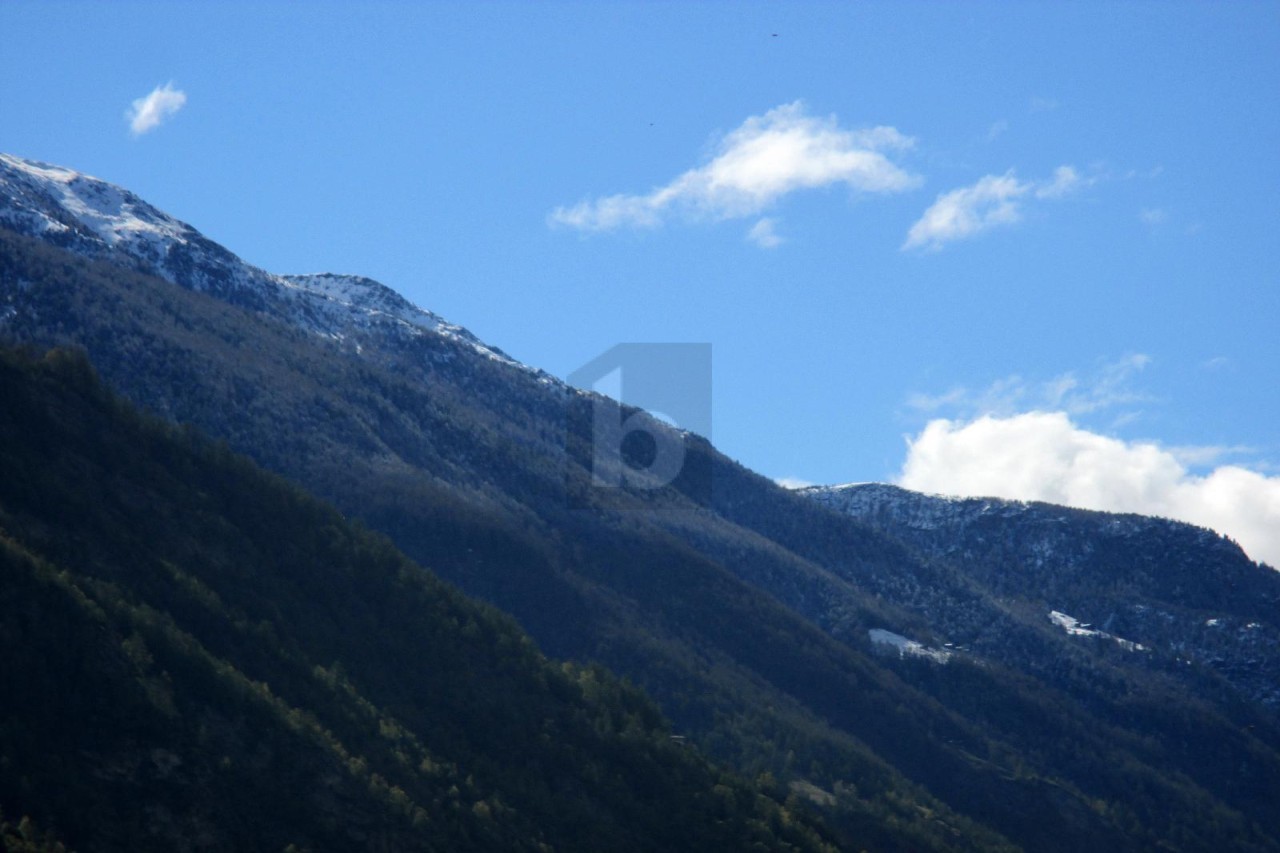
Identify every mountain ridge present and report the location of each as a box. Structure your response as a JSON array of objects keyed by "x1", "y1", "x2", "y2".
[
  {"x1": 802, "y1": 482, "x2": 1280, "y2": 711},
  {"x1": 802, "y1": 481, "x2": 1269, "y2": 571},
  {"x1": 0, "y1": 153, "x2": 533, "y2": 375},
  {"x1": 4, "y1": 152, "x2": 1278, "y2": 852}
]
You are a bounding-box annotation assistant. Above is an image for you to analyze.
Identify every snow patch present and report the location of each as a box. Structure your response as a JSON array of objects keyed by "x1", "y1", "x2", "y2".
[
  {"x1": 0, "y1": 153, "x2": 189, "y2": 249},
  {"x1": 278, "y1": 273, "x2": 526, "y2": 369},
  {"x1": 1049, "y1": 610, "x2": 1147, "y2": 652},
  {"x1": 868, "y1": 628, "x2": 952, "y2": 663}
]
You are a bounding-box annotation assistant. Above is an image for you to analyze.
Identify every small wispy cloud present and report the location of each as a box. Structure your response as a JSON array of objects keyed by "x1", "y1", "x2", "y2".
[
  {"x1": 1139, "y1": 207, "x2": 1168, "y2": 226},
  {"x1": 550, "y1": 101, "x2": 920, "y2": 236},
  {"x1": 1035, "y1": 165, "x2": 1082, "y2": 199},
  {"x1": 905, "y1": 354, "x2": 1154, "y2": 422},
  {"x1": 901, "y1": 172, "x2": 1025, "y2": 251},
  {"x1": 1166, "y1": 444, "x2": 1257, "y2": 468},
  {"x1": 905, "y1": 386, "x2": 970, "y2": 415},
  {"x1": 775, "y1": 476, "x2": 815, "y2": 490},
  {"x1": 986, "y1": 119, "x2": 1009, "y2": 142},
  {"x1": 1138, "y1": 206, "x2": 1203, "y2": 237},
  {"x1": 902, "y1": 165, "x2": 1088, "y2": 251},
  {"x1": 127, "y1": 82, "x2": 187, "y2": 137},
  {"x1": 747, "y1": 217, "x2": 784, "y2": 248}
]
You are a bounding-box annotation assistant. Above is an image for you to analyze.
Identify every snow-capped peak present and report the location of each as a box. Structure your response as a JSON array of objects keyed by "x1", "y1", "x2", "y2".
[
  {"x1": 0, "y1": 153, "x2": 534, "y2": 375},
  {"x1": 0, "y1": 153, "x2": 192, "y2": 249}
]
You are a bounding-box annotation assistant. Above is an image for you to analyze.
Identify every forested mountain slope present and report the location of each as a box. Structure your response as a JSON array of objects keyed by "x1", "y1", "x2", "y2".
[
  {"x1": 0, "y1": 345, "x2": 838, "y2": 853},
  {"x1": 804, "y1": 483, "x2": 1280, "y2": 711},
  {"x1": 3, "y1": 154, "x2": 1278, "y2": 851}
]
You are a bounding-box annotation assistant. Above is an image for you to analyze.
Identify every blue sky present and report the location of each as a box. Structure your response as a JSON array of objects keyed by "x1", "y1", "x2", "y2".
[{"x1": 4, "y1": 2, "x2": 1279, "y2": 564}]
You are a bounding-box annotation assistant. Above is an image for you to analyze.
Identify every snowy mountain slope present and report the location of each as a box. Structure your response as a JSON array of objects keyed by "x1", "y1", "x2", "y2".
[
  {"x1": 0, "y1": 153, "x2": 528, "y2": 371},
  {"x1": 802, "y1": 482, "x2": 1280, "y2": 709}
]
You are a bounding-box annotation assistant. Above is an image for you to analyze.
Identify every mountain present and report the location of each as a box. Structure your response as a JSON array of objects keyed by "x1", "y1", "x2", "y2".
[
  {"x1": 3, "y1": 153, "x2": 1279, "y2": 851},
  {"x1": 0, "y1": 344, "x2": 838, "y2": 853},
  {"x1": 801, "y1": 482, "x2": 1280, "y2": 711},
  {"x1": 0, "y1": 154, "x2": 526, "y2": 368}
]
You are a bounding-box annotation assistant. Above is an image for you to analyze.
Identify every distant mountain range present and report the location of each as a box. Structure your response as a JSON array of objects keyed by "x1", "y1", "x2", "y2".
[{"x1": 3, "y1": 153, "x2": 1278, "y2": 852}]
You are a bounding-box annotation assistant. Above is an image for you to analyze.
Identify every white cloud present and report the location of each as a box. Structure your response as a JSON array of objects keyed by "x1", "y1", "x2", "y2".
[
  {"x1": 905, "y1": 355, "x2": 1155, "y2": 439},
  {"x1": 747, "y1": 217, "x2": 784, "y2": 248},
  {"x1": 127, "y1": 82, "x2": 187, "y2": 136},
  {"x1": 775, "y1": 476, "x2": 815, "y2": 490},
  {"x1": 1035, "y1": 165, "x2": 1082, "y2": 199},
  {"x1": 1140, "y1": 207, "x2": 1168, "y2": 226},
  {"x1": 1060, "y1": 353, "x2": 1152, "y2": 416},
  {"x1": 1166, "y1": 444, "x2": 1256, "y2": 467},
  {"x1": 902, "y1": 172, "x2": 1026, "y2": 251},
  {"x1": 897, "y1": 411, "x2": 1280, "y2": 568},
  {"x1": 905, "y1": 386, "x2": 970, "y2": 414},
  {"x1": 902, "y1": 165, "x2": 1086, "y2": 251},
  {"x1": 550, "y1": 101, "x2": 920, "y2": 232}
]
